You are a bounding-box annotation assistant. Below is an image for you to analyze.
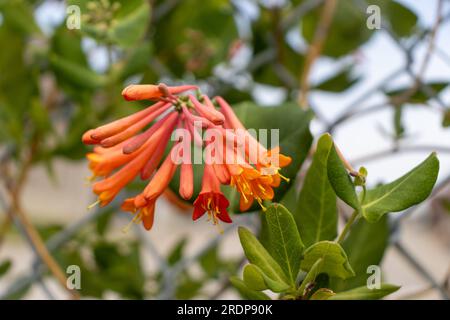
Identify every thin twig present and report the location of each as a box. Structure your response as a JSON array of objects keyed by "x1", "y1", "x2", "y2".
[
  {"x1": 298, "y1": 0, "x2": 337, "y2": 108},
  {"x1": 351, "y1": 145, "x2": 450, "y2": 165}
]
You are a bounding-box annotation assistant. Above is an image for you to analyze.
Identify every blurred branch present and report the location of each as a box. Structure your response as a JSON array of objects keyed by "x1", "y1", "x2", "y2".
[
  {"x1": 351, "y1": 145, "x2": 450, "y2": 165},
  {"x1": 326, "y1": 67, "x2": 404, "y2": 132},
  {"x1": 298, "y1": 0, "x2": 337, "y2": 108},
  {"x1": 157, "y1": 214, "x2": 256, "y2": 300},
  {"x1": 0, "y1": 140, "x2": 79, "y2": 300},
  {"x1": 329, "y1": 1, "x2": 449, "y2": 133},
  {"x1": 0, "y1": 206, "x2": 112, "y2": 299},
  {"x1": 394, "y1": 241, "x2": 449, "y2": 300},
  {"x1": 281, "y1": 0, "x2": 324, "y2": 30}
]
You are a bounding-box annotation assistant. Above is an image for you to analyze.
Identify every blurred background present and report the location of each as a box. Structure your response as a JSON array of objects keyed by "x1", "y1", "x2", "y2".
[{"x1": 0, "y1": 0, "x2": 449, "y2": 299}]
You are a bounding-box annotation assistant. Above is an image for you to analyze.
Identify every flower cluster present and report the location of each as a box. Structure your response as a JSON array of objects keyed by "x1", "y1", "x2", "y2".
[{"x1": 82, "y1": 83, "x2": 292, "y2": 231}]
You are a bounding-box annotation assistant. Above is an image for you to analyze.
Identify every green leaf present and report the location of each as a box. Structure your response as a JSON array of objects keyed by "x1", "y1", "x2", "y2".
[
  {"x1": 302, "y1": 0, "x2": 373, "y2": 58},
  {"x1": 153, "y1": 0, "x2": 237, "y2": 78},
  {"x1": 362, "y1": 153, "x2": 439, "y2": 222},
  {"x1": 297, "y1": 258, "x2": 323, "y2": 297},
  {"x1": 68, "y1": 0, "x2": 150, "y2": 47},
  {"x1": 175, "y1": 273, "x2": 203, "y2": 299},
  {"x1": 230, "y1": 276, "x2": 271, "y2": 300},
  {"x1": 331, "y1": 215, "x2": 389, "y2": 291},
  {"x1": 167, "y1": 238, "x2": 187, "y2": 266},
  {"x1": 385, "y1": 82, "x2": 449, "y2": 104},
  {"x1": 329, "y1": 284, "x2": 400, "y2": 300},
  {"x1": 265, "y1": 204, "x2": 304, "y2": 285},
  {"x1": 327, "y1": 142, "x2": 359, "y2": 209},
  {"x1": 244, "y1": 264, "x2": 290, "y2": 293},
  {"x1": 238, "y1": 227, "x2": 289, "y2": 285},
  {"x1": 119, "y1": 43, "x2": 152, "y2": 80},
  {"x1": 297, "y1": 133, "x2": 337, "y2": 247},
  {"x1": 108, "y1": 1, "x2": 150, "y2": 47},
  {"x1": 313, "y1": 66, "x2": 360, "y2": 93},
  {"x1": 301, "y1": 241, "x2": 355, "y2": 280},
  {"x1": 243, "y1": 264, "x2": 267, "y2": 291},
  {"x1": 0, "y1": 0, "x2": 41, "y2": 35},
  {"x1": 0, "y1": 260, "x2": 12, "y2": 277},
  {"x1": 49, "y1": 54, "x2": 107, "y2": 90},
  {"x1": 442, "y1": 110, "x2": 450, "y2": 128},
  {"x1": 380, "y1": 0, "x2": 418, "y2": 37},
  {"x1": 309, "y1": 288, "x2": 335, "y2": 300}
]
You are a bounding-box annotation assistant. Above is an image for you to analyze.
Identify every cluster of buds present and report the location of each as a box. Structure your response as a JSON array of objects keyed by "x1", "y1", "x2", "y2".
[{"x1": 82, "y1": 83, "x2": 292, "y2": 231}]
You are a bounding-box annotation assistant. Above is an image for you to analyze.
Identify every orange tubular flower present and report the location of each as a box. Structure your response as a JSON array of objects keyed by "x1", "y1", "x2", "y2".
[
  {"x1": 83, "y1": 82, "x2": 292, "y2": 232},
  {"x1": 193, "y1": 165, "x2": 231, "y2": 227},
  {"x1": 122, "y1": 84, "x2": 197, "y2": 101},
  {"x1": 91, "y1": 113, "x2": 179, "y2": 207},
  {"x1": 215, "y1": 96, "x2": 292, "y2": 210}
]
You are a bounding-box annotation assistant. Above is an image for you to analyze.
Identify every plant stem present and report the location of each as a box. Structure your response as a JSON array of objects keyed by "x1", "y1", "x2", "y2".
[{"x1": 336, "y1": 210, "x2": 359, "y2": 244}]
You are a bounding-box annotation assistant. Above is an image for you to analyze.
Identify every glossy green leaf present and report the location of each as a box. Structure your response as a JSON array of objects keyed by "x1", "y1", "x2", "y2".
[
  {"x1": 329, "y1": 284, "x2": 400, "y2": 300},
  {"x1": 245, "y1": 264, "x2": 290, "y2": 293},
  {"x1": 362, "y1": 153, "x2": 439, "y2": 222},
  {"x1": 238, "y1": 227, "x2": 289, "y2": 285},
  {"x1": 265, "y1": 204, "x2": 304, "y2": 285},
  {"x1": 297, "y1": 133, "x2": 337, "y2": 247},
  {"x1": 332, "y1": 215, "x2": 389, "y2": 291},
  {"x1": 301, "y1": 241, "x2": 355, "y2": 280},
  {"x1": 327, "y1": 142, "x2": 359, "y2": 210},
  {"x1": 230, "y1": 276, "x2": 271, "y2": 300},
  {"x1": 243, "y1": 264, "x2": 267, "y2": 291}
]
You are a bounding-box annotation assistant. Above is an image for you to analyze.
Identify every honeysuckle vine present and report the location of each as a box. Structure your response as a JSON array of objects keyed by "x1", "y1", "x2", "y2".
[{"x1": 82, "y1": 83, "x2": 292, "y2": 231}]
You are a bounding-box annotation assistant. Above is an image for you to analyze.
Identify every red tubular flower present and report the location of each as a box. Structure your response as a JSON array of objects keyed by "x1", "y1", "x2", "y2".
[{"x1": 193, "y1": 164, "x2": 231, "y2": 226}]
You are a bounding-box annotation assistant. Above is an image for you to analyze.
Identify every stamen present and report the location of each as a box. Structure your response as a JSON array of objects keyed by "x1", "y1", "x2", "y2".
[
  {"x1": 256, "y1": 198, "x2": 267, "y2": 211},
  {"x1": 215, "y1": 222, "x2": 224, "y2": 235},
  {"x1": 122, "y1": 212, "x2": 142, "y2": 233},
  {"x1": 85, "y1": 175, "x2": 97, "y2": 184},
  {"x1": 278, "y1": 173, "x2": 290, "y2": 182},
  {"x1": 87, "y1": 199, "x2": 100, "y2": 210}
]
